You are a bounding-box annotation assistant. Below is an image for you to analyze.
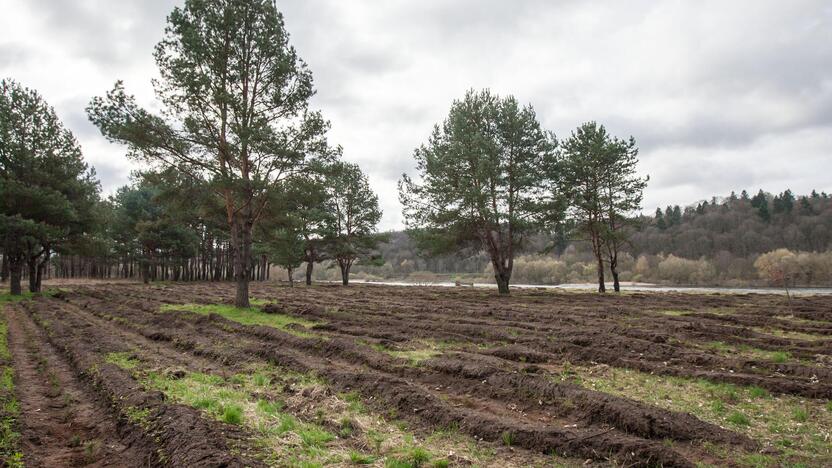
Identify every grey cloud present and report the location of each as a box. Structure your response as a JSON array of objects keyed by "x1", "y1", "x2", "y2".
[
  {"x1": 4, "y1": 0, "x2": 832, "y2": 230},
  {"x1": 0, "y1": 43, "x2": 26, "y2": 68},
  {"x1": 26, "y1": 0, "x2": 175, "y2": 67}
]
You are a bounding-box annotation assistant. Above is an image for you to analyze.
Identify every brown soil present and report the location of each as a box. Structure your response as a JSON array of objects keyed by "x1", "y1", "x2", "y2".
[
  {"x1": 5, "y1": 306, "x2": 148, "y2": 467},
  {"x1": 7, "y1": 282, "x2": 832, "y2": 467}
]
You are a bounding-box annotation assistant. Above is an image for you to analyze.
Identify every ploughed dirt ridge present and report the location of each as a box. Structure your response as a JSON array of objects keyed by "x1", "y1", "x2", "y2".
[{"x1": 3, "y1": 282, "x2": 831, "y2": 467}]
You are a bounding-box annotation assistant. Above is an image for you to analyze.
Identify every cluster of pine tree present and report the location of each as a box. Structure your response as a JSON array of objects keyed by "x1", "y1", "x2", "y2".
[
  {"x1": 1, "y1": 0, "x2": 383, "y2": 302},
  {"x1": 636, "y1": 189, "x2": 832, "y2": 259}
]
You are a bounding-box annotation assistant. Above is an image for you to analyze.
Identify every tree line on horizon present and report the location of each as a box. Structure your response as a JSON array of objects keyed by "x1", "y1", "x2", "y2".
[{"x1": 344, "y1": 188, "x2": 832, "y2": 288}]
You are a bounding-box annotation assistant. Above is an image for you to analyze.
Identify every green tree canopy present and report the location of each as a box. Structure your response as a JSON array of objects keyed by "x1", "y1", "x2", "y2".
[
  {"x1": 87, "y1": 0, "x2": 334, "y2": 306},
  {"x1": 559, "y1": 121, "x2": 646, "y2": 293},
  {"x1": 325, "y1": 161, "x2": 382, "y2": 286},
  {"x1": 399, "y1": 89, "x2": 560, "y2": 294},
  {"x1": 0, "y1": 78, "x2": 99, "y2": 294}
]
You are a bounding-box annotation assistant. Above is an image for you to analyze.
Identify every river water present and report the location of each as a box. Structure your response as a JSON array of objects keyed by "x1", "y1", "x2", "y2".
[{"x1": 336, "y1": 280, "x2": 832, "y2": 296}]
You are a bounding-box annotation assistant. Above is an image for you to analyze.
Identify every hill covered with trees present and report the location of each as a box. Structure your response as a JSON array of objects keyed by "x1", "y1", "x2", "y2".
[{"x1": 344, "y1": 189, "x2": 832, "y2": 287}]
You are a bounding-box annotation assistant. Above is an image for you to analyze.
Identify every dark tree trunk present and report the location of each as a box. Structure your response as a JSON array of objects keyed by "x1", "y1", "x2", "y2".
[
  {"x1": 9, "y1": 256, "x2": 22, "y2": 295},
  {"x1": 28, "y1": 258, "x2": 38, "y2": 293},
  {"x1": 596, "y1": 255, "x2": 606, "y2": 293},
  {"x1": 305, "y1": 261, "x2": 314, "y2": 286},
  {"x1": 287, "y1": 267, "x2": 294, "y2": 288},
  {"x1": 492, "y1": 261, "x2": 511, "y2": 295},
  {"x1": 141, "y1": 252, "x2": 150, "y2": 284},
  {"x1": 338, "y1": 260, "x2": 351, "y2": 286},
  {"x1": 232, "y1": 216, "x2": 252, "y2": 308},
  {"x1": 1, "y1": 254, "x2": 8, "y2": 283},
  {"x1": 35, "y1": 248, "x2": 50, "y2": 292}
]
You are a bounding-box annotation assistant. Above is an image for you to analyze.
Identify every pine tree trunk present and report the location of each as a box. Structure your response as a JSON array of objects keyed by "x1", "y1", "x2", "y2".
[
  {"x1": 9, "y1": 257, "x2": 22, "y2": 295},
  {"x1": 493, "y1": 264, "x2": 511, "y2": 295},
  {"x1": 232, "y1": 216, "x2": 252, "y2": 308},
  {"x1": 287, "y1": 267, "x2": 294, "y2": 288},
  {"x1": 1, "y1": 255, "x2": 8, "y2": 283},
  {"x1": 306, "y1": 262, "x2": 314, "y2": 286},
  {"x1": 610, "y1": 254, "x2": 620, "y2": 292},
  {"x1": 35, "y1": 249, "x2": 49, "y2": 292},
  {"x1": 339, "y1": 260, "x2": 350, "y2": 286},
  {"x1": 27, "y1": 258, "x2": 38, "y2": 293},
  {"x1": 596, "y1": 256, "x2": 606, "y2": 293}
]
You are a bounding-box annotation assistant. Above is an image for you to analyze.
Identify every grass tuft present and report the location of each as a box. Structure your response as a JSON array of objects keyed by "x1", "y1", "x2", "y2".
[
  {"x1": 0, "y1": 314, "x2": 23, "y2": 466},
  {"x1": 105, "y1": 352, "x2": 139, "y2": 370},
  {"x1": 349, "y1": 451, "x2": 375, "y2": 464},
  {"x1": 727, "y1": 411, "x2": 750, "y2": 426},
  {"x1": 222, "y1": 404, "x2": 244, "y2": 425},
  {"x1": 792, "y1": 408, "x2": 809, "y2": 423},
  {"x1": 161, "y1": 303, "x2": 320, "y2": 337}
]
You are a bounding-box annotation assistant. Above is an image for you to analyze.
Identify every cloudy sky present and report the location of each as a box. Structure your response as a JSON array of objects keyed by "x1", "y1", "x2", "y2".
[{"x1": 2, "y1": 0, "x2": 831, "y2": 230}]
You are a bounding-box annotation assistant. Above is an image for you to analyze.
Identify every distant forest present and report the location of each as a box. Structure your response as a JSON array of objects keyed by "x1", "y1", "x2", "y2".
[{"x1": 340, "y1": 189, "x2": 832, "y2": 287}]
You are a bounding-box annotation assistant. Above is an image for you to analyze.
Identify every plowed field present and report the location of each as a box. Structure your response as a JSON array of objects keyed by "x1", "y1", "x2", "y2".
[{"x1": 2, "y1": 282, "x2": 830, "y2": 467}]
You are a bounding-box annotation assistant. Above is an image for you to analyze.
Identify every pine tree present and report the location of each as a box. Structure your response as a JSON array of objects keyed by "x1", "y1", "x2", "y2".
[
  {"x1": 655, "y1": 208, "x2": 667, "y2": 230},
  {"x1": 0, "y1": 79, "x2": 99, "y2": 294},
  {"x1": 87, "y1": 0, "x2": 335, "y2": 307},
  {"x1": 325, "y1": 162, "x2": 383, "y2": 286},
  {"x1": 671, "y1": 205, "x2": 682, "y2": 225},
  {"x1": 399, "y1": 89, "x2": 560, "y2": 295},
  {"x1": 599, "y1": 133, "x2": 648, "y2": 292}
]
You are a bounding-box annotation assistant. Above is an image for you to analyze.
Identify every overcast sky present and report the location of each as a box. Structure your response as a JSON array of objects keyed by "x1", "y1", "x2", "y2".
[{"x1": 2, "y1": 0, "x2": 831, "y2": 230}]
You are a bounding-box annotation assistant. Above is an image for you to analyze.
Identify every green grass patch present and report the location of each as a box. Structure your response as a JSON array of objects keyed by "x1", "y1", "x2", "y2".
[
  {"x1": 367, "y1": 340, "x2": 443, "y2": 366},
  {"x1": 105, "y1": 352, "x2": 140, "y2": 370},
  {"x1": 565, "y1": 365, "x2": 832, "y2": 466},
  {"x1": 349, "y1": 450, "x2": 375, "y2": 464},
  {"x1": 727, "y1": 411, "x2": 750, "y2": 426},
  {"x1": 0, "y1": 291, "x2": 34, "y2": 303},
  {"x1": 125, "y1": 406, "x2": 152, "y2": 427},
  {"x1": 0, "y1": 313, "x2": 23, "y2": 466},
  {"x1": 771, "y1": 351, "x2": 790, "y2": 363},
  {"x1": 160, "y1": 303, "x2": 320, "y2": 338},
  {"x1": 753, "y1": 327, "x2": 827, "y2": 342},
  {"x1": 222, "y1": 404, "x2": 244, "y2": 425},
  {"x1": 702, "y1": 341, "x2": 801, "y2": 365}
]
